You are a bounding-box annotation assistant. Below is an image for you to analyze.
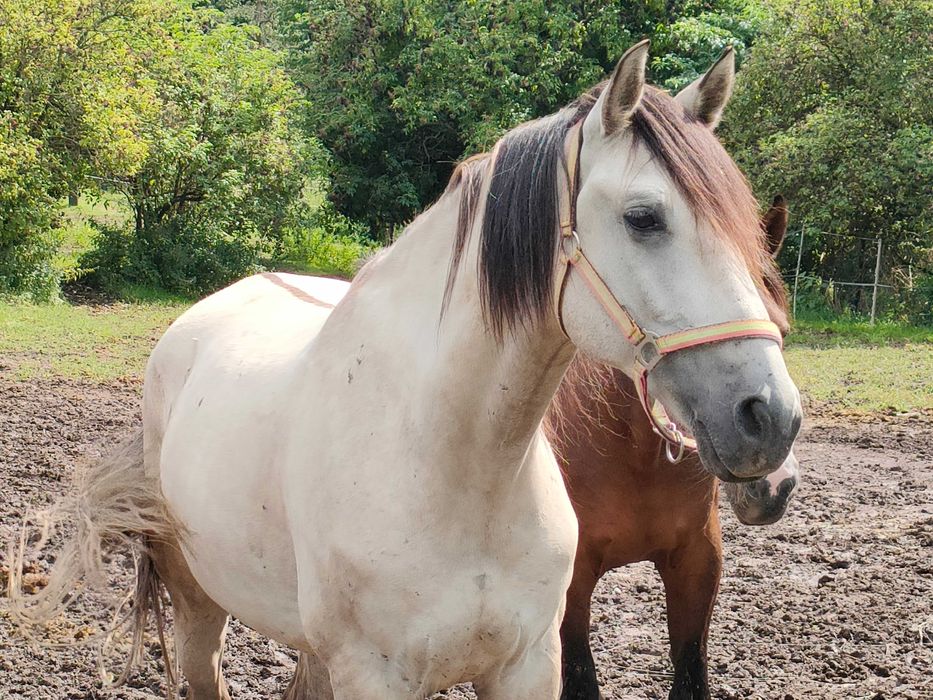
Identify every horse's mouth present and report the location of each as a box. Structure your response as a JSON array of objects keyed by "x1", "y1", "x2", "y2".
[
  {"x1": 693, "y1": 418, "x2": 758, "y2": 483},
  {"x1": 725, "y1": 476, "x2": 799, "y2": 525}
]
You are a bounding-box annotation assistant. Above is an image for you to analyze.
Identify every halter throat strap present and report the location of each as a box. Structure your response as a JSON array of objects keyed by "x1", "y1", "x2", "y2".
[{"x1": 553, "y1": 120, "x2": 783, "y2": 461}]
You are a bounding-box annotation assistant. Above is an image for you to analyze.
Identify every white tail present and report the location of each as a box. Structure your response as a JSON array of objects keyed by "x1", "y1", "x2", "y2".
[{"x1": 7, "y1": 429, "x2": 181, "y2": 693}]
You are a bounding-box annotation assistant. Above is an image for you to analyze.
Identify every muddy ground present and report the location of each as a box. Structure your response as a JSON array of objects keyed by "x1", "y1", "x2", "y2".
[{"x1": 0, "y1": 377, "x2": 931, "y2": 699}]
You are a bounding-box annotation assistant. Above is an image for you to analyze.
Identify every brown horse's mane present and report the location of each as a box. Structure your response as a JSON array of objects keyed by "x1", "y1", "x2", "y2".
[
  {"x1": 542, "y1": 357, "x2": 621, "y2": 453},
  {"x1": 443, "y1": 80, "x2": 788, "y2": 339}
]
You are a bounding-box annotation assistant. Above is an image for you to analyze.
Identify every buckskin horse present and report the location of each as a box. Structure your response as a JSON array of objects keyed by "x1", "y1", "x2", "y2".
[
  {"x1": 11, "y1": 43, "x2": 800, "y2": 699},
  {"x1": 282, "y1": 199, "x2": 800, "y2": 700}
]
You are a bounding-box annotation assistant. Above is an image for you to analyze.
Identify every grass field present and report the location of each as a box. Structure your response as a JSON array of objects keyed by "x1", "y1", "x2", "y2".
[
  {"x1": 0, "y1": 300, "x2": 929, "y2": 415},
  {"x1": 0, "y1": 300, "x2": 183, "y2": 382}
]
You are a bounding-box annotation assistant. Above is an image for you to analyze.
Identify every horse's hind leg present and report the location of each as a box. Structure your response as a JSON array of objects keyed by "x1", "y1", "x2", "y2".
[
  {"x1": 283, "y1": 651, "x2": 334, "y2": 700},
  {"x1": 150, "y1": 539, "x2": 231, "y2": 700},
  {"x1": 655, "y1": 516, "x2": 723, "y2": 700}
]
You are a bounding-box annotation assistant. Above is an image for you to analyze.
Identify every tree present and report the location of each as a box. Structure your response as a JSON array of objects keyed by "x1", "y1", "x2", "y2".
[
  {"x1": 84, "y1": 6, "x2": 318, "y2": 294},
  {"x1": 277, "y1": 0, "x2": 763, "y2": 239},
  {"x1": 722, "y1": 0, "x2": 932, "y2": 318},
  {"x1": 0, "y1": 118, "x2": 57, "y2": 298},
  {"x1": 0, "y1": 0, "x2": 318, "y2": 297},
  {"x1": 0, "y1": 0, "x2": 157, "y2": 297}
]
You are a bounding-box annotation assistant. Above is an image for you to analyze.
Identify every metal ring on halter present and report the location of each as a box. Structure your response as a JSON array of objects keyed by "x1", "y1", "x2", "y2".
[
  {"x1": 634, "y1": 332, "x2": 662, "y2": 372},
  {"x1": 665, "y1": 428, "x2": 686, "y2": 464},
  {"x1": 560, "y1": 229, "x2": 582, "y2": 262}
]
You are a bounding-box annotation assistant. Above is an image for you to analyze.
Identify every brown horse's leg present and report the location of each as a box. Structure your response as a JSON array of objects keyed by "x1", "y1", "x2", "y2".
[
  {"x1": 559, "y1": 552, "x2": 602, "y2": 700},
  {"x1": 655, "y1": 515, "x2": 723, "y2": 700}
]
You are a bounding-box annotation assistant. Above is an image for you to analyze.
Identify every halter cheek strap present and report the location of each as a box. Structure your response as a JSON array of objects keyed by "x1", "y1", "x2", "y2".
[{"x1": 554, "y1": 121, "x2": 783, "y2": 462}]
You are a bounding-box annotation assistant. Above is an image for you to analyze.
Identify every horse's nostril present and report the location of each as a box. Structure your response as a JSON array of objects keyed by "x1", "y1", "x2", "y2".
[{"x1": 735, "y1": 395, "x2": 772, "y2": 441}]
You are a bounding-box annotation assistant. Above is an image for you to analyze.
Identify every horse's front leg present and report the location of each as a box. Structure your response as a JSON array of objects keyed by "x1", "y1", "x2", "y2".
[
  {"x1": 474, "y1": 622, "x2": 562, "y2": 700},
  {"x1": 654, "y1": 518, "x2": 723, "y2": 700},
  {"x1": 558, "y1": 552, "x2": 602, "y2": 700}
]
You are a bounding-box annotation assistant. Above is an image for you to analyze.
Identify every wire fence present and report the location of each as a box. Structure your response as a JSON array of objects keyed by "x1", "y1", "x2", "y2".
[{"x1": 783, "y1": 227, "x2": 928, "y2": 324}]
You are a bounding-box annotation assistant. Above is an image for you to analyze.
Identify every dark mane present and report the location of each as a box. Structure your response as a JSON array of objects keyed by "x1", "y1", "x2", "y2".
[{"x1": 446, "y1": 82, "x2": 788, "y2": 338}]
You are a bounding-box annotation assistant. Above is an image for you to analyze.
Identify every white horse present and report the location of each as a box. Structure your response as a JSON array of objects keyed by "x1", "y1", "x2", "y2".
[{"x1": 12, "y1": 42, "x2": 801, "y2": 699}]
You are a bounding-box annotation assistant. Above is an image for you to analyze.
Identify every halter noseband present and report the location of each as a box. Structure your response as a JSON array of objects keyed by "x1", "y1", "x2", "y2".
[{"x1": 553, "y1": 120, "x2": 783, "y2": 463}]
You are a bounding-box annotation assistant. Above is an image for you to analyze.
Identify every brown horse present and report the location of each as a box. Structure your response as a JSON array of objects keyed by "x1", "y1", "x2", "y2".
[{"x1": 552, "y1": 195, "x2": 798, "y2": 700}]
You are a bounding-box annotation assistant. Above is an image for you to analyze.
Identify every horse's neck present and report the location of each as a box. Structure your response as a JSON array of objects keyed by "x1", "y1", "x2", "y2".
[{"x1": 330, "y1": 188, "x2": 574, "y2": 475}]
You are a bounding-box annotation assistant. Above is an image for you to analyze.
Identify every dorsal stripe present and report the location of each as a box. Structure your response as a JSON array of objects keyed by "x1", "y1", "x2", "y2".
[{"x1": 262, "y1": 272, "x2": 335, "y2": 309}]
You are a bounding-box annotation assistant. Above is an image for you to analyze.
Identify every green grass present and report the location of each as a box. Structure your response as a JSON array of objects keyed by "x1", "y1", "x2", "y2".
[
  {"x1": 0, "y1": 299, "x2": 929, "y2": 415},
  {"x1": 787, "y1": 314, "x2": 933, "y2": 348},
  {"x1": 0, "y1": 299, "x2": 187, "y2": 382},
  {"x1": 785, "y1": 344, "x2": 931, "y2": 415},
  {"x1": 780, "y1": 315, "x2": 933, "y2": 413}
]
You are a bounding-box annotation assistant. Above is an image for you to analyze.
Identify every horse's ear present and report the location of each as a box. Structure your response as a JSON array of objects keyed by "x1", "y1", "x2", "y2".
[
  {"x1": 598, "y1": 39, "x2": 650, "y2": 136},
  {"x1": 761, "y1": 194, "x2": 789, "y2": 258},
  {"x1": 674, "y1": 47, "x2": 735, "y2": 129}
]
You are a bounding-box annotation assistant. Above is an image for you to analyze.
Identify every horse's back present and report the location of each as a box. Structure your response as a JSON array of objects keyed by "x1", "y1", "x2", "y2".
[
  {"x1": 157, "y1": 272, "x2": 347, "y2": 351},
  {"x1": 147, "y1": 272, "x2": 347, "y2": 401}
]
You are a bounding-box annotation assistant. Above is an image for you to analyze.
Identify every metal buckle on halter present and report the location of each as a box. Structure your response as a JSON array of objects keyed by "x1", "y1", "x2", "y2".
[
  {"x1": 559, "y1": 229, "x2": 581, "y2": 263},
  {"x1": 664, "y1": 427, "x2": 687, "y2": 464},
  {"x1": 633, "y1": 332, "x2": 662, "y2": 372}
]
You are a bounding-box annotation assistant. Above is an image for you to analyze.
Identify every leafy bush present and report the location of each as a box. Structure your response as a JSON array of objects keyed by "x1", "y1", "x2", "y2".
[
  {"x1": 279, "y1": 203, "x2": 378, "y2": 279},
  {"x1": 890, "y1": 273, "x2": 933, "y2": 325},
  {"x1": 75, "y1": 6, "x2": 319, "y2": 295},
  {"x1": 83, "y1": 218, "x2": 271, "y2": 296},
  {"x1": 0, "y1": 0, "x2": 157, "y2": 298},
  {"x1": 0, "y1": 118, "x2": 59, "y2": 300},
  {"x1": 1, "y1": 0, "x2": 319, "y2": 298}
]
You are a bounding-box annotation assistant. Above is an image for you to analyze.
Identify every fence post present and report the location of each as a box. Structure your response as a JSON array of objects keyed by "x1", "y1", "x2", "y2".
[
  {"x1": 792, "y1": 228, "x2": 805, "y2": 318},
  {"x1": 870, "y1": 237, "x2": 882, "y2": 324}
]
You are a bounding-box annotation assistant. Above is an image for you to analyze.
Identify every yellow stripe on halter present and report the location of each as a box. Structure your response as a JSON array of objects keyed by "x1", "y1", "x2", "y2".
[
  {"x1": 569, "y1": 252, "x2": 645, "y2": 344},
  {"x1": 655, "y1": 319, "x2": 784, "y2": 354}
]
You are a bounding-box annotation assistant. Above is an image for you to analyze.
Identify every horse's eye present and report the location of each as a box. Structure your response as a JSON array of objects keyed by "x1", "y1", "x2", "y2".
[{"x1": 623, "y1": 207, "x2": 663, "y2": 232}]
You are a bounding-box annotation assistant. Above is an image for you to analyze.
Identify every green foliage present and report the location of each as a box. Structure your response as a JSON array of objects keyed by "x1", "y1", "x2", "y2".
[
  {"x1": 723, "y1": 0, "x2": 933, "y2": 323},
  {"x1": 278, "y1": 0, "x2": 763, "y2": 238},
  {"x1": 56, "y1": 194, "x2": 131, "y2": 284},
  {"x1": 281, "y1": 226, "x2": 377, "y2": 279},
  {"x1": 1, "y1": 0, "x2": 322, "y2": 298},
  {"x1": 275, "y1": 188, "x2": 378, "y2": 278},
  {"x1": 0, "y1": 117, "x2": 58, "y2": 299},
  {"x1": 85, "y1": 218, "x2": 273, "y2": 296},
  {"x1": 75, "y1": 6, "x2": 320, "y2": 295}
]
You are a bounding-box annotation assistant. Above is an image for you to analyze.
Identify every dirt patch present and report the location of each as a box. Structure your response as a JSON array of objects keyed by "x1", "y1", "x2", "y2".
[{"x1": 1, "y1": 378, "x2": 931, "y2": 699}]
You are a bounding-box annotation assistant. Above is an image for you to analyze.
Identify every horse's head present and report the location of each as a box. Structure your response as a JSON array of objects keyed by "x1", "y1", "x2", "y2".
[{"x1": 558, "y1": 42, "x2": 802, "y2": 481}]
